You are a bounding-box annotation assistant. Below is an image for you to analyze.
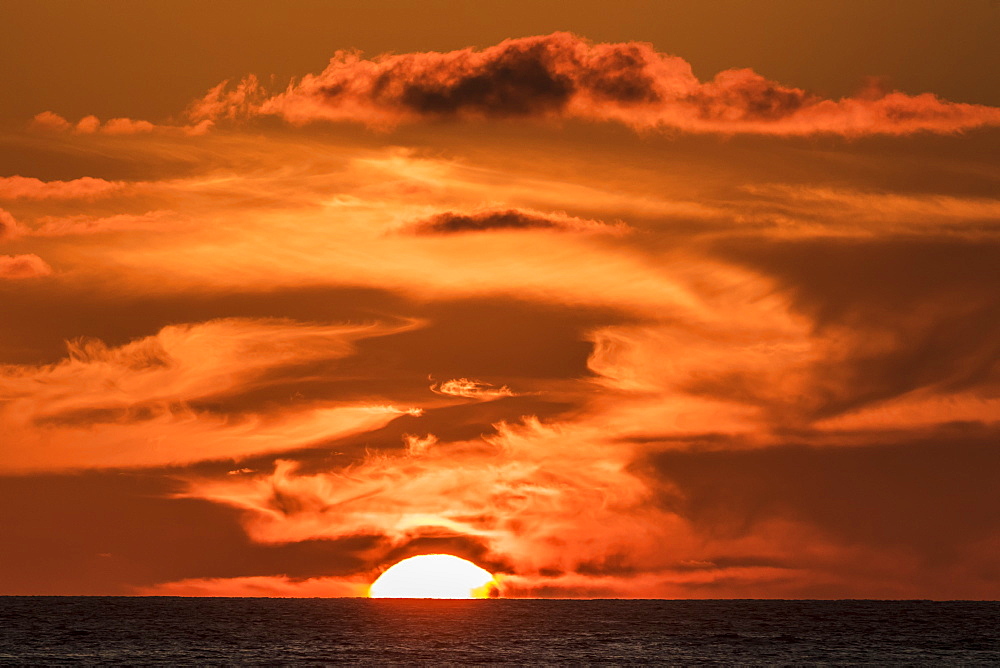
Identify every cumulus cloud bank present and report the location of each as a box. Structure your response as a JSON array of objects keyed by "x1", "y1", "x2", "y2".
[{"x1": 190, "y1": 33, "x2": 1000, "y2": 135}]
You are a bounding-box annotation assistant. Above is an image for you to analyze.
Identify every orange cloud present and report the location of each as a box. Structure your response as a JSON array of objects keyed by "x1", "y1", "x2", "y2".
[
  {"x1": 136, "y1": 575, "x2": 370, "y2": 597},
  {"x1": 0, "y1": 254, "x2": 52, "y2": 279},
  {"x1": 5, "y1": 30, "x2": 999, "y2": 599},
  {"x1": 174, "y1": 411, "x2": 1000, "y2": 598},
  {"x1": 191, "y1": 33, "x2": 1000, "y2": 135},
  {"x1": 178, "y1": 418, "x2": 669, "y2": 575},
  {"x1": 430, "y1": 378, "x2": 516, "y2": 399},
  {"x1": 737, "y1": 184, "x2": 1000, "y2": 238},
  {"x1": 0, "y1": 209, "x2": 24, "y2": 239},
  {"x1": 28, "y1": 110, "x2": 72, "y2": 132},
  {"x1": 0, "y1": 318, "x2": 423, "y2": 471},
  {"x1": 29, "y1": 111, "x2": 212, "y2": 136},
  {"x1": 31, "y1": 210, "x2": 176, "y2": 236},
  {"x1": 0, "y1": 176, "x2": 128, "y2": 200}
]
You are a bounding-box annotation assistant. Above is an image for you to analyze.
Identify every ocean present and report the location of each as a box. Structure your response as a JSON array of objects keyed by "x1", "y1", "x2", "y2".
[{"x1": 1, "y1": 598, "x2": 998, "y2": 665}]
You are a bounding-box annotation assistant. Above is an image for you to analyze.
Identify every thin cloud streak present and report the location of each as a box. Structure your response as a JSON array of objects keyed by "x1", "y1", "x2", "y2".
[{"x1": 135, "y1": 575, "x2": 371, "y2": 597}]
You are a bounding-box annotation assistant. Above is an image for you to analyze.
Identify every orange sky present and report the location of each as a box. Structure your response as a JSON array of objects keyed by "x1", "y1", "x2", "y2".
[{"x1": 1, "y1": 0, "x2": 998, "y2": 599}]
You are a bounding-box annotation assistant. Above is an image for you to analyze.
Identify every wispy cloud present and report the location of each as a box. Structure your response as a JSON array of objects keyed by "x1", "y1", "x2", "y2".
[
  {"x1": 430, "y1": 378, "x2": 517, "y2": 399},
  {"x1": 0, "y1": 318, "x2": 423, "y2": 471}
]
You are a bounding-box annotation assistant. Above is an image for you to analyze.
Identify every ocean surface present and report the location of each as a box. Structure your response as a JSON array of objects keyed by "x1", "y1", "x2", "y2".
[{"x1": 1, "y1": 598, "x2": 998, "y2": 665}]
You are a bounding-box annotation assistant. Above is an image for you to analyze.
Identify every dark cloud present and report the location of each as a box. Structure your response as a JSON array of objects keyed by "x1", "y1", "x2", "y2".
[
  {"x1": 411, "y1": 209, "x2": 567, "y2": 234},
  {"x1": 642, "y1": 427, "x2": 1000, "y2": 555},
  {"x1": 406, "y1": 207, "x2": 621, "y2": 235},
  {"x1": 0, "y1": 472, "x2": 383, "y2": 594},
  {"x1": 376, "y1": 531, "x2": 511, "y2": 576},
  {"x1": 393, "y1": 41, "x2": 575, "y2": 117},
  {"x1": 711, "y1": 237, "x2": 1000, "y2": 420},
  {"x1": 690, "y1": 69, "x2": 814, "y2": 122}
]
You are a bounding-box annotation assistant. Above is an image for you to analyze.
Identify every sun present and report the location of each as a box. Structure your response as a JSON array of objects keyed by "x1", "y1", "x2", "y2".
[{"x1": 368, "y1": 554, "x2": 499, "y2": 599}]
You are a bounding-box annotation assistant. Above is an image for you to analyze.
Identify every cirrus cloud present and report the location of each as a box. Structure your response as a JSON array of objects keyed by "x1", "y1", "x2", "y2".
[{"x1": 0, "y1": 317, "x2": 424, "y2": 471}]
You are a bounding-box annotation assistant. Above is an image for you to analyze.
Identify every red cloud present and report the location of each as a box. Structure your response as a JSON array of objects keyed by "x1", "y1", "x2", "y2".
[{"x1": 190, "y1": 33, "x2": 1000, "y2": 135}]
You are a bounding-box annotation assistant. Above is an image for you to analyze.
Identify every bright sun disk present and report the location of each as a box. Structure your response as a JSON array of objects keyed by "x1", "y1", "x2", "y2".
[{"x1": 368, "y1": 554, "x2": 499, "y2": 599}]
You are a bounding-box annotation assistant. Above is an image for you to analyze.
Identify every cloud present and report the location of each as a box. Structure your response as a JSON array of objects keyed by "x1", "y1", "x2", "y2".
[
  {"x1": 711, "y1": 237, "x2": 1000, "y2": 422},
  {"x1": 430, "y1": 378, "x2": 516, "y2": 399},
  {"x1": 186, "y1": 75, "x2": 269, "y2": 124},
  {"x1": 29, "y1": 111, "x2": 212, "y2": 136},
  {"x1": 403, "y1": 433, "x2": 438, "y2": 455},
  {"x1": 737, "y1": 184, "x2": 1000, "y2": 238},
  {"x1": 6, "y1": 36, "x2": 1000, "y2": 599},
  {"x1": 31, "y1": 210, "x2": 176, "y2": 236},
  {"x1": 575, "y1": 233, "x2": 1000, "y2": 435},
  {"x1": 135, "y1": 574, "x2": 371, "y2": 597},
  {"x1": 0, "y1": 317, "x2": 423, "y2": 471},
  {"x1": 28, "y1": 111, "x2": 72, "y2": 132},
  {"x1": 190, "y1": 33, "x2": 1000, "y2": 135},
  {"x1": 348, "y1": 149, "x2": 724, "y2": 224},
  {"x1": 0, "y1": 209, "x2": 24, "y2": 239},
  {"x1": 0, "y1": 254, "x2": 52, "y2": 279},
  {"x1": 178, "y1": 418, "x2": 676, "y2": 580},
  {"x1": 642, "y1": 431, "x2": 1000, "y2": 562},
  {"x1": 0, "y1": 176, "x2": 128, "y2": 200},
  {"x1": 176, "y1": 410, "x2": 1000, "y2": 598},
  {"x1": 405, "y1": 207, "x2": 626, "y2": 235}
]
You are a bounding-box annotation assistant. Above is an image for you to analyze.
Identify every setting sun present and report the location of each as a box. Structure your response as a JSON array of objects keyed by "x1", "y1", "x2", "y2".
[{"x1": 368, "y1": 555, "x2": 499, "y2": 599}]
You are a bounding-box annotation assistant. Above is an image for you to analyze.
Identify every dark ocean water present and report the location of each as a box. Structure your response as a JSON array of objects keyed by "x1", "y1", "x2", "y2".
[{"x1": 1, "y1": 598, "x2": 998, "y2": 665}]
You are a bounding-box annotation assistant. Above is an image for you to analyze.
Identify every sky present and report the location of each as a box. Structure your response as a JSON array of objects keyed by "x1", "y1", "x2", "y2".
[{"x1": 1, "y1": 0, "x2": 999, "y2": 599}]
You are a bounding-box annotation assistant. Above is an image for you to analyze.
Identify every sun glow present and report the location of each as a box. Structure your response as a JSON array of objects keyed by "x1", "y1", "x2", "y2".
[{"x1": 368, "y1": 554, "x2": 499, "y2": 599}]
